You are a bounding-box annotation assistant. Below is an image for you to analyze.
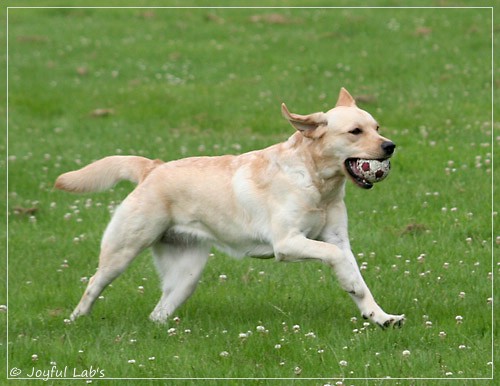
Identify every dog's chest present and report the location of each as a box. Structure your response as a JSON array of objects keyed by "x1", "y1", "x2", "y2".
[{"x1": 299, "y1": 206, "x2": 329, "y2": 240}]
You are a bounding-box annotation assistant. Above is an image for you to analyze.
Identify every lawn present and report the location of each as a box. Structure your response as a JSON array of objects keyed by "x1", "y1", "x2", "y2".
[{"x1": 3, "y1": 3, "x2": 498, "y2": 385}]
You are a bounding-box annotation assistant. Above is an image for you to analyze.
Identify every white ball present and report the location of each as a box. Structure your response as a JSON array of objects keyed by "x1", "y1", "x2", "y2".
[
  {"x1": 346, "y1": 158, "x2": 392, "y2": 188},
  {"x1": 355, "y1": 159, "x2": 391, "y2": 183}
]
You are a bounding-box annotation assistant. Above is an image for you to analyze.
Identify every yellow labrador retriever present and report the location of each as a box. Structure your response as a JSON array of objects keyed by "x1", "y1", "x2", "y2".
[{"x1": 56, "y1": 88, "x2": 405, "y2": 328}]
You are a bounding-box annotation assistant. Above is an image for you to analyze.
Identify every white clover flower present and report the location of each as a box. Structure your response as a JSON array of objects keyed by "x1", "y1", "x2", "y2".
[
  {"x1": 339, "y1": 360, "x2": 348, "y2": 366},
  {"x1": 455, "y1": 315, "x2": 463, "y2": 324},
  {"x1": 31, "y1": 354, "x2": 39, "y2": 361},
  {"x1": 402, "y1": 350, "x2": 411, "y2": 357},
  {"x1": 219, "y1": 351, "x2": 229, "y2": 357},
  {"x1": 168, "y1": 328, "x2": 177, "y2": 336},
  {"x1": 128, "y1": 359, "x2": 136, "y2": 364}
]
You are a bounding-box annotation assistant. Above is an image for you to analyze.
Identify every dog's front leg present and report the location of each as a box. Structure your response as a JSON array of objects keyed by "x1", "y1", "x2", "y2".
[
  {"x1": 319, "y1": 201, "x2": 405, "y2": 328},
  {"x1": 335, "y1": 248, "x2": 405, "y2": 328},
  {"x1": 274, "y1": 234, "x2": 404, "y2": 328}
]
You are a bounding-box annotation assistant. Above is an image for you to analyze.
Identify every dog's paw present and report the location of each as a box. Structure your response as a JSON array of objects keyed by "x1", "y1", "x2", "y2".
[
  {"x1": 69, "y1": 310, "x2": 82, "y2": 322},
  {"x1": 363, "y1": 312, "x2": 405, "y2": 329},
  {"x1": 149, "y1": 310, "x2": 169, "y2": 324},
  {"x1": 379, "y1": 314, "x2": 405, "y2": 329}
]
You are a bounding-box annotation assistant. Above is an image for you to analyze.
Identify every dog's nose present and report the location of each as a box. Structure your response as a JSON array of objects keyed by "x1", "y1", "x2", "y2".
[{"x1": 381, "y1": 141, "x2": 396, "y2": 156}]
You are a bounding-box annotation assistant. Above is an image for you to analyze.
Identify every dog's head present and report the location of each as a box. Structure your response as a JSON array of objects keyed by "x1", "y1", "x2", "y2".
[{"x1": 282, "y1": 88, "x2": 395, "y2": 189}]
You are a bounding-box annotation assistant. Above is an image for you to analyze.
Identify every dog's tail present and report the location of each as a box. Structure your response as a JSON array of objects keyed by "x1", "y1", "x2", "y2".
[{"x1": 54, "y1": 156, "x2": 162, "y2": 193}]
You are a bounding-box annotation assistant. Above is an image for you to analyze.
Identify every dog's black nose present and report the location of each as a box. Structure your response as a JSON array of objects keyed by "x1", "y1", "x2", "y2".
[{"x1": 381, "y1": 141, "x2": 396, "y2": 156}]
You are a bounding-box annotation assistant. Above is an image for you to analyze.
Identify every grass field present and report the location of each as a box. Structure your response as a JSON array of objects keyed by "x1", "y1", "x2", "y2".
[{"x1": 3, "y1": 3, "x2": 498, "y2": 385}]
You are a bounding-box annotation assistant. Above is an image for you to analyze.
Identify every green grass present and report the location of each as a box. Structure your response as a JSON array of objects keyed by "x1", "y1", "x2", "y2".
[{"x1": 3, "y1": 3, "x2": 498, "y2": 385}]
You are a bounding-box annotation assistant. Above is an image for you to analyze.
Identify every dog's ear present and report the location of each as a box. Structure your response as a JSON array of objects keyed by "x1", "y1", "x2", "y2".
[
  {"x1": 335, "y1": 87, "x2": 357, "y2": 107},
  {"x1": 281, "y1": 103, "x2": 327, "y2": 138}
]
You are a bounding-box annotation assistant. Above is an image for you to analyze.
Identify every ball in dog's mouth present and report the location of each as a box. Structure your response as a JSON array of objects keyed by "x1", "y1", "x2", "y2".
[{"x1": 344, "y1": 158, "x2": 391, "y2": 189}]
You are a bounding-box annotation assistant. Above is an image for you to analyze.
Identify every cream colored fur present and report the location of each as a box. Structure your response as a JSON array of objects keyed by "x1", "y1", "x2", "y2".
[{"x1": 55, "y1": 88, "x2": 405, "y2": 328}]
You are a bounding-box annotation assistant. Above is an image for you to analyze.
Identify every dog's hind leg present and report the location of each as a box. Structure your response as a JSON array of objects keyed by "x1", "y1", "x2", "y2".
[
  {"x1": 70, "y1": 195, "x2": 169, "y2": 321},
  {"x1": 149, "y1": 241, "x2": 211, "y2": 323}
]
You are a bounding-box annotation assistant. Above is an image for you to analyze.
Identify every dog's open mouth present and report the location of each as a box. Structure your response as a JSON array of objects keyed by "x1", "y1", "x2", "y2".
[{"x1": 344, "y1": 158, "x2": 391, "y2": 189}]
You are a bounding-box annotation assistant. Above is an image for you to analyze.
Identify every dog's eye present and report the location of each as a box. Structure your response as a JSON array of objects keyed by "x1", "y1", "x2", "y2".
[
  {"x1": 376, "y1": 125, "x2": 380, "y2": 132},
  {"x1": 349, "y1": 128, "x2": 363, "y2": 135}
]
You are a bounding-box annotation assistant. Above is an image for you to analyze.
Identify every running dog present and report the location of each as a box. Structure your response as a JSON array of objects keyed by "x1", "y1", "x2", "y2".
[{"x1": 55, "y1": 88, "x2": 405, "y2": 328}]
